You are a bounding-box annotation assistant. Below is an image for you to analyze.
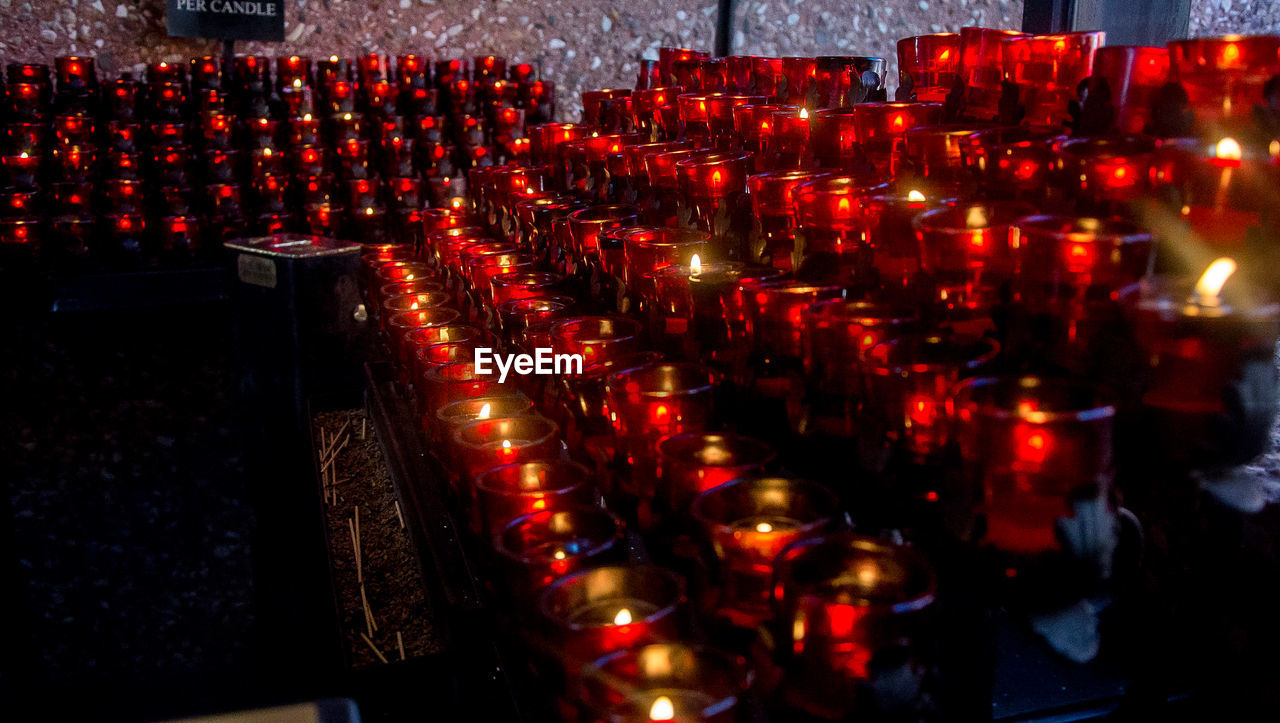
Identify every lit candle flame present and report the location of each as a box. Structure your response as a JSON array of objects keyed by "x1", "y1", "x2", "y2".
[
  {"x1": 649, "y1": 696, "x2": 675, "y2": 721},
  {"x1": 799, "y1": 107, "x2": 809, "y2": 120},
  {"x1": 1214, "y1": 137, "x2": 1243, "y2": 162},
  {"x1": 612, "y1": 608, "x2": 633, "y2": 625},
  {"x1": 855, "y1": 561, "x2": 879, "y2": 586},
  {"x1": 478, "y1": 403, "x2": 491, "y2": 419},
  {"x1": 1193, "y1": 257, "x2": 1237, "y2": 303},
  {"x1": 303, "y1": 113, "x2": 313, "y2": 122},
  {"x1": 330, "y1": 55, "x2": 339, "y2": 63},
  {"x1": 755, "y1": 522, "x2": 774, "y2": 533},
  {"x1": 964, "y1": 205, "x2": 990, "y2": 229},
  {"x1": 292, "y1": 78, "x2": 302, "y2": 88},
  {"x1": 553, "y1": 549, "x2": 566, "y2": 560},
  {"x1": 690, "y1": 254, "x2": 702, "y2": 276},
  {"x1": 907, "y1": 189, "x2": 926, "y2": 202},
  {"x1": 501, "y1": 439, "x2": 512, "y2": 449}
]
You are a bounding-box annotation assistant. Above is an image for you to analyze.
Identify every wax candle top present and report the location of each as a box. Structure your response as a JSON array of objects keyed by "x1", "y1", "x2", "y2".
[
  {"x1": 865, "y1": 332, "x2": 1000, "y2": 375},
  {"x1": 496, "y1": 505, "x2": 624, "y2": 565},
  {"x1": 690, "y1": 476, "x2": 838, "y2": 538},
  {"x1": 579, "y1": 643, "x2": 750, "y2": 723}
]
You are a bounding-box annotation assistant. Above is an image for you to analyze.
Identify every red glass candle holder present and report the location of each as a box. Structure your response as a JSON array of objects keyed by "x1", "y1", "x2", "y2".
[
  {"x1": 605, "y1": 362, "x2": 718, "y2": 474},
  {"x1": 452, "y1": 414, "x2": 561, "y2": 484},
  {"x1": 692, "y1": 476, "x2": 838, "y2": 626},
  {"x1": 651, "y1": 261, "x2": 784, "y2": 363},
  {"x1": 1127, "y1": 270, "x2": 1280, "y2": 467},
  {"x1": 1002, "y1": 32, "x2": 1105, "y2": 127},
  {"x1": 433, "y1": 392, "x2": 533, "y2": 445},
  {"x1": 974, "y1": 131, "x2": 1063, "y2": 203},
  {"x1": 52, "y1": 143, "x2": 96, "y2": 180},
  {"x1": 732, "y1": 104, "x2": 794, "y2": 169},
  {"x1": 631, "y1": 87, "x2": 683, "y2": 141},
  {"x1": 1011, "y1": 215, "x2": 1153, "y2": 311},
  {"x1": 620, "y1": 226, "x2": 709, "y2": 297},
  {"x1": 491, "y1": 271, "x2": 567, "y2": 306},
  {"x1": 863, "y1": 333, "x2": 999, "y2": 459},
  {"x1": 851, "y1": 102, "x2": 944, "y2": 177},
  {"x1": 914, "y1": 200, "x2": 1037, "y2": 310},
  {"x1": 960, "y1": 27, "x2": 1027, "y2": 121},
  {"x1": 1151, "y1": 136, "x2": 1278, "y2": 252},
  {"x1": 772, "y1": 533, "x2": 936, "y2": 719},
  {"x1": 382, "y1": 290, "x2": 452, "y2": 331},
  {"x1": 1168, "y1": 35, "x2": 1280, "y2": 134},
  {"x1": 790, "y1": 175, "x2": 887, "y2": 272},
  {"x1": 808, "y1": 107, "x2": 862, "y2": 170},
  {"x1": 780, "y1": 57, "x2": 817, "y2": 105},
  {"x1": 423, "y1": 359, "x2": 519, "y2": 424},
  {"x1": 1092, "y1": 46, "x2": 1170, "y2": 135},
  {"x1": 748, "y1": 169, "x2": 838, "y2": 272},
  {"x1": 656, "y1": 432, "x2": 776, "y2": 513},
  {"x1": 387, "y1": 307, "x2": 462, "y2": 370},
  {"x1": 550, "y1": 316, "x2": 643, "y2": 367},
  {"x1": 803, "y1": 299, "x2": 917, "y2": 400},
  {"x1": 953, "y1": 376, "x2": 1116, "y2": 555},
  {"x1": 745, "y1": 280, "x2": 847, "y2": 367},
  {"x1": 2, "y1": 152, "x2": 40, "y2": 191},
  {"x1": 812, "y1": 56, "x2": 887, "y2": 107},
  {"x1": 5, "y1": 122, "x2": 45, "y2": 155},
  {"x1": 582, "y1": 89, "x2": 632, "y2": 128},
  {"x1": 0, "y1": 217, "x2": 40, "y2": 256},
  {"x1": 477, "y1": 459, "x2": 595, "y2": 536},
  {"x1": 540, "y1": 565, "x2": 686, "y2": 669},
  {"x1": 495, "y1": 506, "x2": 626, "y2": 600},
  {"x1": 898, "y1": 34, "x2": 962, "y2": 102},
  {"x1": 565, "y1": 204, "x2": 641, "y2": 266},
  {"x1": 903, "y1": 124, "x2": 995, "y2": 182},
  {"x1": 704, "y1": 93, "x2": 769, "y2": 149},
  {"x1": 577, "y1": 643, "x2": 750, "y2": 723},
  {"x1": 674, "y1": 152, "x2": 753, "y2": 253}
]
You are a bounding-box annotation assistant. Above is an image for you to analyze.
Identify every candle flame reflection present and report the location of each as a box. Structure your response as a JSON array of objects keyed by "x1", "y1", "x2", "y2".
[
  {"x1": 649, "y1": 696, "x2": 675, "y2": 721},
  {"x1": 1194, "y1": 257, "x2": 1237, "y2": 303}
]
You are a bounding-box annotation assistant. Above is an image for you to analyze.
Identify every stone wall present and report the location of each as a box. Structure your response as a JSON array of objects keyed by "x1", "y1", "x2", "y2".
[{"x1": 0, "y1": 0, "x2": 1275, "y2": 120}]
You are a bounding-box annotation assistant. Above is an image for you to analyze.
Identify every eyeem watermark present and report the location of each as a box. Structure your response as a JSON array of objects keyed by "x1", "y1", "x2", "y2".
[{"x1": 474, "y1": 348, "x2": 583, "y2": 383}]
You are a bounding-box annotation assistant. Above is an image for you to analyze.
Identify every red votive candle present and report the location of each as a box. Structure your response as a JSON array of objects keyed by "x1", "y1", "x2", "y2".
[
  {"x1": 773, "y1": 533, "x2": 936, "y2": 719},
  {"x1": 1002, "y1": 31, "x2": 1105, "y2": 127},
  {"x1": 621, "y1": 226, "x2": 709, "y2": 295},
  {"x1": 606, "y1": 362, "x2": 719, "y2": 465},
  {"x1": 953, "y1": 376, "x2": 1116, "y2": 555},
  {"x1": 539, "y1": 565, "x2": 686, "y2": 666},
  {"x1": 804, "y1": 299, "x2": 917, "y2": 400},
  {"x1": 477, "y1": 459, "x2": 595, "y2": 536},
  {"x1": 780, "y1": 57, "x2": 817, "y2": 105},
  {"x1": 960, "y1": 27, "x2": 1027, "y2": 121},
  {"x1": 898, "y1": 34, "x2": 962, "y2": 102},
  {"x1": 1092, "y1": 46, "x2": 1170, "y2": 135},
  {"x1": 704, "y1": 93, "x2": 769, "y2": 149},
  {"x1": 1168, "y1": 35, "x2": 1280, "y2": 135},
  {"x1": 903, "y1": 124, "x2": 996, "y2": 182},
  {"x1": 809, "y1": 56, "x2": 875, "y2": 108},
  {"x1": 809, "y1": 107, "x2": 864, "y2": 170},
  {"x1": 419, "y1": 355, "x2": 519, "y2": 427},
  {"x1": 748, "y1": 169, "x2": 838, "y2": 272},
  {"x1": 577, "y1": 643, "x2": 750, "y2": 723},
  {"x1": 675, "y1": 150, "x2": 753, "y2": 222},
  {"x1": 453, "y1": 414, "x2": 561, "y2": 485},
  {"x1": 433, "y1": 393, "x2": 534, "y2": 445},
  {"x1": 387, "y1": 307, "x2": 462, "y2": 370},
  {"x1": 1151, "y1": 136, "x2": 1275, "y2": 252},
  {"x1": 631, "y1": 87, "x2": 684, "y2": 141},
  {"x1": 863, "y1": 333, "x2": 999, "y2": 459},
  {"x1": 492, "y1": 271, "x2": 567, "y2": 306},
  {"x1": 551, "y1": 316, "x2": 644, "y2": 367},
  {"x1": 1127, "y1": 262, "x2": 1280, "y2": 467},
  {"x1": 914, "y1": 200, "x2": 1037, "y2": 310},
  {"x1": 791, "y1": 175, "x2": 887, "y2": 267},
  {"x1": 582, "y1": 89, "x2": 632, "y2": 128},
  {"x1": 856, "y1": 182, "x2": 961, "y2": 287},
  {"x1": 657, "y1": 432, "x2": 777, "y2": 514},
  {"x1": 692, "y1": 476, "x2": 838, "y2": 626},
  {"x1": 852, "y1": 102, "x2": 944, "y2": 177},
  {"x1": 1011, "y1": 214, "x2": 1153, "y2": 313},
  {"x1": 496, "y1": 506, "x2": 626, "y2": 599}
]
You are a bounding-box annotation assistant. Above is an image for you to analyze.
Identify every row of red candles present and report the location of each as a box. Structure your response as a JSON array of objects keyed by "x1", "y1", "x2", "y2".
[
  {"x1": 0, "y1": 53, "x2": 550, "y2": 262},
  {"x1": 349, "y1": 30, "x2": 1280, "y2": 721}
]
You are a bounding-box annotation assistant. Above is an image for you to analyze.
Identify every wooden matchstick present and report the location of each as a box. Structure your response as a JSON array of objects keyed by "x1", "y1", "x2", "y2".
[
  {"x1": 396, "y1": 631, "x2": 405, "y2": 661},
  {"x1": 360, "y1": 632, "x2": 388, "y2": 664},
  {"x1": 360, "y1": 583, "x2": 376, "y2": 635},
  {"x1": 393, "y1": 501, "x2": 405, "y2": 530},
  {"x1": 348, "y1": 518, "x2": 361, "y2": 583},
  {"x1": 361, "y1": 418, "x2": 366, "y2": 440}
]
